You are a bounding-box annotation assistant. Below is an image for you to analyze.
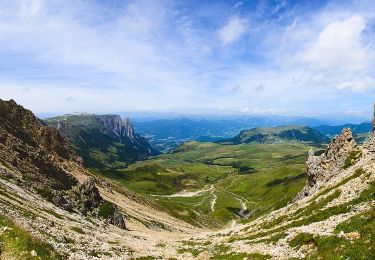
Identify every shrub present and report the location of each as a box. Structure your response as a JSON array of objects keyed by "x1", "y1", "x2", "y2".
[
  {"x1": 35, "y1": 187, "x2": 53, "y2": 201},
  {"x1": 99, "y1": 201, "x2": 115, "y2": 219}
]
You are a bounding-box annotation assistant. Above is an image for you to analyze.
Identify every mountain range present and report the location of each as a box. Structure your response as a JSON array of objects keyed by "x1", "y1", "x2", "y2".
[
  {"x1": 133, "y1": 118, "x2": 371, "y2": 151},
  {"x1": 220, "y1": 125, "x2": 330, "y2": 145}
]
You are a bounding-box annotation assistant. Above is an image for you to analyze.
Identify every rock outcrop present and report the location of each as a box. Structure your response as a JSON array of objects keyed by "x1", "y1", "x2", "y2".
[
  {"x1": 294, "y1": 128, "x2": 360, "y2": 200},
  {"x1": 123, "y1": 117, "x2": 136, "y2": 142},
  {"x1": 363, "y1": 104, "x2": 375, "y2": 151},
  {"x1": 0, "y1": 99, "x2": 125, "y2": 228}
]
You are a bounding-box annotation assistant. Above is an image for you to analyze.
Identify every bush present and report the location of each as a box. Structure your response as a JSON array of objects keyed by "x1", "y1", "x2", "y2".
[
  {"x1": 99, "y1": 201, "x2": 115, "y2": 219},
  {"x1": 35, "y1": 187, "x2": 53, "y2": 201}
]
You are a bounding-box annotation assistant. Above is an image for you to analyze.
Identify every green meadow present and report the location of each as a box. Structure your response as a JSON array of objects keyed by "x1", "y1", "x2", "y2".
[{"x1": 95, "y1": 141, "x2": 317, "y2": 225}]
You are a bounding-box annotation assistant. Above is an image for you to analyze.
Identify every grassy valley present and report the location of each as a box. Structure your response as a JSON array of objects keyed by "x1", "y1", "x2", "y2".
[{"x1": 95, "y1": 141, "x2": 316, "y2": 225}]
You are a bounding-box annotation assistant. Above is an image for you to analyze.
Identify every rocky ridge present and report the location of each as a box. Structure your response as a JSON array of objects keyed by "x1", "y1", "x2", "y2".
[
  {"x1": 0, "y1": 99, "x2": 125, "y2": 228},
  {"x1": 294, "y1": 127, "x2": 360, "y2": 200}
]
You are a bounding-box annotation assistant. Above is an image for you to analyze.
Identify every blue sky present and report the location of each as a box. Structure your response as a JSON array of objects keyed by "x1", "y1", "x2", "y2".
[{"x1": 0, "y1": 0, "x2": 374, "y2": 121}]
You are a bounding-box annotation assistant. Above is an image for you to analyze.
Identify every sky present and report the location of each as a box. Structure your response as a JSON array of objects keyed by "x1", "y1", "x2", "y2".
[{"x1": 0, "y1": 0, "x2": 374, "y2": 121}]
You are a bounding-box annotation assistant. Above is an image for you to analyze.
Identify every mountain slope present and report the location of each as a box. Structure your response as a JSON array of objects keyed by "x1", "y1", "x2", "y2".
[
  {"x1": 221, "y1": 125, "x2": 330, "y2": 145},
  {"x1": 0, "y1": 99, "x2": 125, "y2": 228},
  {"x1": 0, "y1": 99, "x2": 201, "y2": 258},
  {"x1": 45, "y1": 114, "x2": 159, "y2": 168}
]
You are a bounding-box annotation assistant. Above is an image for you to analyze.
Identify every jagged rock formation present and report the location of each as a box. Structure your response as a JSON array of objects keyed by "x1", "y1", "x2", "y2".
[
  {"x1": 0, "y1": 99, "x2": 125, "y2": 228},
  {"x1": 362, "y1": 104, "x2": 375, "y2": 150},
  {"x1": 45, "y1": 114, "x2": 159, "y2": 168},
  {"x1": 294, "y1": 128, "x2": 360, "y2": 200}
]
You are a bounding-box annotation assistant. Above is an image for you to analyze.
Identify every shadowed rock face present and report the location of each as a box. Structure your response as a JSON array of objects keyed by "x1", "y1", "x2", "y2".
[
  {"x1": 0, "y1": 99, "x2": 125, "y2": 229},
  {"x1": 0, "y1": 99, "x2": 78, "y2": 190}
]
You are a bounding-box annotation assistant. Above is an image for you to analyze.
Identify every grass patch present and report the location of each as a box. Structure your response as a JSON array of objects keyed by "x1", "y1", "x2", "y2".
[
  {"x1": 35, "y1": 188, "x2": 53, "y2": 201},
  {"x1": 70, "y1": 226, "x2": 85, "y2": 234},
  {"x1": 253, "y1": 232, "x2": 287, "y2": 244},
  {"x1": 63, "y1": 236, "x2": 75, "y2": 244},
  {"x1": 211, "y1": 252, "x2": 271, "y2": 260},
  {"x1": 343, "y1": 150, "x2": 362, "y2": 169},
  {"x1": 289, "y1": 217, "x2": 375, "y2": 260},
  {"x1": 44, "y1": 209, "x2": 64, "y2": 220},
  {"x1": 289, "y1": 233, "x2": 316, "y2": 248},
  {"x1": 0, "y1": 214, "x2": 61, "y2": 259},
  {"x1": 177, "y1": 247, "x2": 203, "y2": 257}
]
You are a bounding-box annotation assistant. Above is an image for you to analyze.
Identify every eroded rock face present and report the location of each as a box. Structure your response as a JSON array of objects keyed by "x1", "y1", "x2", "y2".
[
  {"x1": 71, "y1": 178, "x2": 102, "y2": 215},
  {"x1": 0, "y1": 99, "x2": 126, "y2": 229},
  {"x1": 294, "y1": 128, "x2": 359, "y2": 200},
  {"x1": 107, "y1": 204, "x2": 127, "y2": 229},
  {"x1": 0, "y1": 99, "x2": 79, "y2": 190}
]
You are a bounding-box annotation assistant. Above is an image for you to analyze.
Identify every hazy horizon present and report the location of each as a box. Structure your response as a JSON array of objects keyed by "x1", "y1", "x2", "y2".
[{"x1": 32, "y1": 108, "x2": 370, "y2": 126}]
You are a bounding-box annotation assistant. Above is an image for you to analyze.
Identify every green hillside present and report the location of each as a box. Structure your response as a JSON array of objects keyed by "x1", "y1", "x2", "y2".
[
  {"x1": 45, "y1": 114, "x2": 159, "y2": 169},
  {"x1": 95, "y1": 141, "x2": 316, "y2": 225},
  {"x1": 221, "y1": 125, "x2": 330, "y2": 145}
]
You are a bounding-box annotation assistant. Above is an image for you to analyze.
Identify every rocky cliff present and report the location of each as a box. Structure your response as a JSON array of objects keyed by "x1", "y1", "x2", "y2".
[
  {"x1": 46, "y1": 113, "x2": 160, "y2": 168},
  {"x1": 294, "y1": 128, "x2": 360, "y2": 200},
  {"x1": 0, "y1": 99, "x2": 125, "y2": 228}
]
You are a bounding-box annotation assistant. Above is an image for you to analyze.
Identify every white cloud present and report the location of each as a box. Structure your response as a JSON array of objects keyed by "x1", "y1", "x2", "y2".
[
  {"x1": 337, "y1": 76, "x2": 374, "y2": 92},
  {"x1": 295, "y1": 15, "x2": 375, "y2": 93},
  {"x1": 0, "y1": 0, "x2": 216, "y2": 112},
  {"x1": 218, "y1": 16, "x2": 247, "y2": 45},
  {"x1": 302, "y1": 15, "x2": 367, "y2": 71}
]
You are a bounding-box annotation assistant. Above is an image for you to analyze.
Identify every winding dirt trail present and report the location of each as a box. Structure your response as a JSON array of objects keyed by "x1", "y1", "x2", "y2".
[{"x1": 210, "y1": 191, "x2": 217, "y2": 211}]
